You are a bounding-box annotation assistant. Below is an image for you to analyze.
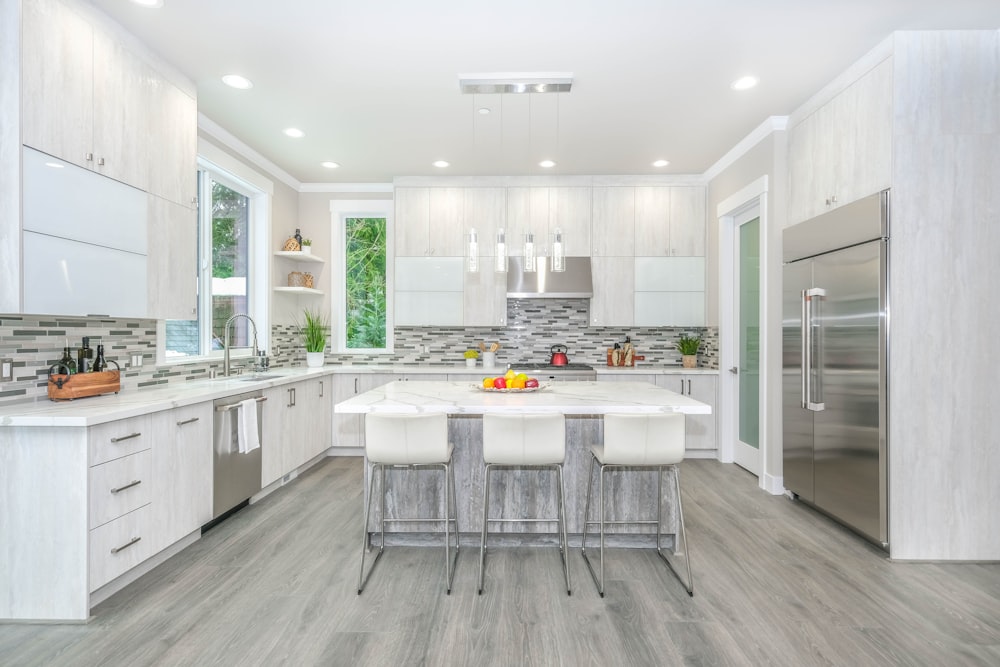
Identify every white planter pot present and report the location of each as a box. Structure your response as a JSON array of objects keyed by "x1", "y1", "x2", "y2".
[
  {"x1": 300, "y1": 246, "x2": 311, "y2": 255},
  {"x1": 306, "y1": 351, "x2": 324, "y2": 368},
  {"x1": 466, "y1": 358, "x2": 477, "y2": 367}
]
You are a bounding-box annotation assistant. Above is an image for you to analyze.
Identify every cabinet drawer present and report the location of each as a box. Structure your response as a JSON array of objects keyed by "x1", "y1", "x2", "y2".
[
  {"x1": 89, "y1": 449, "x2": 152, "y2": 529},
  {"x1": 89, "y1": 504, "x2": 154, "y2": 592},
  {"x1": 89, "y1": 414, "x2": 153, "y2": 465}
]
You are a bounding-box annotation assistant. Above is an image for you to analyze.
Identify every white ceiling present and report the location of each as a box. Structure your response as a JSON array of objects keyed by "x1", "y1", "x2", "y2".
[{"x1": 86, "y1": 0, "x2": 1000, "y2": 185}]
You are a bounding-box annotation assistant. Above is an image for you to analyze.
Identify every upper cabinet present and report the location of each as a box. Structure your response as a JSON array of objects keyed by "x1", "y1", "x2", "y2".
[
  {"x1": 507, "y1": 186, "x2": 592, "y2": 258},
  {"x1": 592, "y1": 187, "x2": 635, "y2": 257},
  {"x1": 395, "y1": 187, "x2": 466, "y2": 257},
  {"x1": 634, "y1": 186, "x2": 707, "y2": 257},
  {"x1": 787, "y1": 57, "x2": 893, "y2": 225}
]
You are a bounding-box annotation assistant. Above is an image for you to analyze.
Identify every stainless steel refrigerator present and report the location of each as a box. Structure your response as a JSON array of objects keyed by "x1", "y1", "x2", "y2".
[{"x1": 782, "y1": 190, "x2": 889, "y2": 548}]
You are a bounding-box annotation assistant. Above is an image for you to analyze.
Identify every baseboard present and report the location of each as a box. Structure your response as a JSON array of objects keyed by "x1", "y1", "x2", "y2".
[
  {"x1": 684, "y1": 449, "x2": 718, "y2": 459},
  {"x1": 762, "y1": 473, "x2": 784, "y2": 495}
]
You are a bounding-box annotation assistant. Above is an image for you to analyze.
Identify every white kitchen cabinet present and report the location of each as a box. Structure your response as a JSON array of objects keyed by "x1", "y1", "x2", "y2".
[
  {"x1": 145, "y1": 75, "x2": 197, "y2": 207},
  {"x1": 657, "y1": 374, "x2": 717, "y2": 450},
  {"x1": 506, "y1": 187, "x2": 549, "y2": 257},
  {"x1": 590, "y1": 256, "x2": 634, "y2": 325},
  {"x1": 395, "y1": 187, "x2": 465, "y2": 257},
  {"x1": 262, "y1": 380, "x2": 329, "y2": 485},
  {"x1": 333, "y1": 373, "x2": 395, "y2": 448},
  {"x1": 634, "y1": 186, "x2": 706, "y2": 257},
  {"x1": 21, "y1": 0, "x2": 149, "y2": 189},
  {"x1": 592, "y1": 187, "x2": 635, "y2": 257},
  {"x1": 150, "y1": 403, "x2": 212, "y2": 552},
  {"x1": 550, "y1": 186, "x2": 593, "y2": 257},
  {"x1": 148, "y1": 195, "x2": 198, "y2": 319},
  {"x1": 464, "y1": 266, "x2": 508, "y2": 326},
  {"x1": 507, "y1": 186, "x2": 592, "y2": 258},
  {"x1": 261, "y1": 384, "x2": 290, "y2": 486},
  {"x1": 787, "y1": 57, "x2": 893, "y2": 225},
  {"x1": 394, "y1": 257, "x2": 464, "y2": 326},
  {"x1": 464, "y1": 187, "x2": 506, "y2": 259},
  {"x1": 633, "y1": 257, "x2": 706, "y2": 326}
]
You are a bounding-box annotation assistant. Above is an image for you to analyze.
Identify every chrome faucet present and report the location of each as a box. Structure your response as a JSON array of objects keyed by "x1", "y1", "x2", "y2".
[{"x1": 223, "y1": 313, "x2": 259, "y2": 377}]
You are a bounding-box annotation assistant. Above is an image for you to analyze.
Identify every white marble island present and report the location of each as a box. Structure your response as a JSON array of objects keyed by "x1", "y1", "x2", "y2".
[{"x1": 336, "y1": 381, "x2": 710, "y2": 546}]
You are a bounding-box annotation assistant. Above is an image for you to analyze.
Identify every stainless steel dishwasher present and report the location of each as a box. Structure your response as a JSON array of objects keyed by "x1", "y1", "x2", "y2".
[{"x1": 211, "y1": 390, "x2": 265, "y2": 524}]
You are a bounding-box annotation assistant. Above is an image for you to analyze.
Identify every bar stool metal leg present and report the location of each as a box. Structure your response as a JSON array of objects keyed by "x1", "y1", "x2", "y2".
[
  {"x1": 556, "y1": 463, "x2": 571, "y2": 595},
  {"x1": 358, "y1": 462, "x2": 385, "y2": 594},
  {"x1": 478, "y1": 463, "x2": 492, "y2": 595},
  {"x1": 581, "y1": 454, "x2": 608, "y2": 597},
  {"x1": 655, "y1": 465, "x2": 694, "y2": 596},
  {"x1": 443, "y1": 461, "x2": 459, "y2": 594}
]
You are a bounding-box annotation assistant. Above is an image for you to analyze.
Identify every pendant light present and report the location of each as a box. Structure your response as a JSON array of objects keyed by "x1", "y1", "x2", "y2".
[
  {"x1": 467, "y1": 228, "x2": 479, "y2": 273},
  {"x1": 495, "y1": 228, "x2": 507, "y2": 272},
  {"x1": 523, "y1": 232, "x2": 535, "y2": 272},
  {"x1": 551, "y1": 227, "x2": 565, "y2": 272}
]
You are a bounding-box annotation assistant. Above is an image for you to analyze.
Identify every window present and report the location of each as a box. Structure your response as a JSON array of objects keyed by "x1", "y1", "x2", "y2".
[
  {"x1": 163, "y1": 150, "x2": 270, "y2": 363},
  {"x1": 332, "y1": 200, "x2": 392, "y2": 352}
]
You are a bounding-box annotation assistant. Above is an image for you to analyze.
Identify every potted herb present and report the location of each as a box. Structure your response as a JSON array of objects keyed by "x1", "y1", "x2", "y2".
[
  {"x1": 300, "y1": 238, "x2": 313, "y2": 254},
  {"x1": 464, "y1": 349, "x2": 479, "y2": 367},
  {"x1": 299, "y1": 309, "x2": 329, "y2": 367},
  {"x1": 676, "y1": 335, "x2": 701, "y2": 369}
]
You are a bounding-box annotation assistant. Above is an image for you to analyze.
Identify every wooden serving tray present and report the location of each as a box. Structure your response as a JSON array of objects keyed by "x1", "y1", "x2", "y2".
[{"x1": 48, "y1": 369, "x2": 121, "y2": 401}]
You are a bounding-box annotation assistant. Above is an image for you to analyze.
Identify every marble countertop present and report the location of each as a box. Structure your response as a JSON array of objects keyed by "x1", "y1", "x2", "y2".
[
  {"x1": 334, "y1": 380, "x2": 712, "y2": 415},
  {"x1": 0, "y1": 364, "x2": 716, "y2": 427}
]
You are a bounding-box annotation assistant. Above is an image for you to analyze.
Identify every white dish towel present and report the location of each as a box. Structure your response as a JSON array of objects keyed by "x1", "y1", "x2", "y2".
[{"x1": 237, "y1": 398, "x2": 260, "y2": 453}]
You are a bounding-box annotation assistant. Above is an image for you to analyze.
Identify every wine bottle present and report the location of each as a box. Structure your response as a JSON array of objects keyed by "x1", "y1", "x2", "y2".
[
  {"x1": 78, "y1": 337, "x2": 93, "y2": 373},
  {"x1": 59, "y1": 347, "x2": 77, "y2": 374},
  {"x1": 294, "y1": 228, "x2": 303, "y2": 250},
  {"x1": 93, "y1": 344, "x2": 107, "y2": 373}
]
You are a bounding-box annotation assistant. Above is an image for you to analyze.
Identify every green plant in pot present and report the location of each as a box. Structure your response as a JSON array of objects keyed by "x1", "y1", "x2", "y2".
[
  {"x1": 676, "y1": 335, "x2": 701, "y2": 369},
  {"x1": 299, "y1": 309, "x2": 329, "y2": 367},
  {"x1": 464, "y1": 349, "x2": 479, "y2": 367},
  {"x1": 300, "y1": 238, "x2": 313, "y2": 254}
]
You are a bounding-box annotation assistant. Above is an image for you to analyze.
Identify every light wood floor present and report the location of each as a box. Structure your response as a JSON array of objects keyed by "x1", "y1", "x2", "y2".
[{"x1": 2, "y1": 457, "x2": 998, "y2": 666}]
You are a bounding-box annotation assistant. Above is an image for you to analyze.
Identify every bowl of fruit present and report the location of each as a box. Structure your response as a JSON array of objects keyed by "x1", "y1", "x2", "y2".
[{"x1": 477, "y1": 368, "x2": 544, "y2": 392}]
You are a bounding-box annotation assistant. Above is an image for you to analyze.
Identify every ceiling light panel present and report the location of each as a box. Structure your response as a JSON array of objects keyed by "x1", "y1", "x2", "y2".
[
  {"x1": 731, "y1": 75, "x2": 759, "y2": 91},
  {"x1": 458, "y1": 72, "x2": 573, "y2": 95},
  {"x1": 284, "y1": 128, "x2": 304, "y2": 138},
  {"x1": 222, "y1": 74, "x2": 253, "y2": 89}
]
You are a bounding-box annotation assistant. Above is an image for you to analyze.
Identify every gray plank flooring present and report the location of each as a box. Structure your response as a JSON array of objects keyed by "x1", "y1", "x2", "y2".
[{"x1": 1, "y1": 456, "x2": 998, "y2": 666}]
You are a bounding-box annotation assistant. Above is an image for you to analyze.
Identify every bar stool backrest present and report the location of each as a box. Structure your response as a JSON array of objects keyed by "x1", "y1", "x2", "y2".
[
  {"x1": 365, "y1": 412, "x2": 449, "y2": 464},
  {"x1": 483, "y1": 413, "x2": 566, "y2": 465},
  {"x1": 603, "y1": 413, "x2": 686, "y2": 465}
]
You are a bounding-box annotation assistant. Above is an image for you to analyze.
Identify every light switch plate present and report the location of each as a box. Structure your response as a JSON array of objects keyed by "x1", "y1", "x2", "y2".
[{"x1": 0, "y1": 358, "x2": 13, "y2": 382}]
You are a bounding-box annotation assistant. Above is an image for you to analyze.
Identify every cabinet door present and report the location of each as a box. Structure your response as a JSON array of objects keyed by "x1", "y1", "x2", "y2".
[
  {"x1": 657, "y1": 374, "x2": 717, "y2": 450},
  {"x1": 550, "y1": 187, "x2": 592, "y2": 256},
  {"x1": 464, "y1": 266, "x2": 508, "y2": 326},
  {"x1": 840, "y1": 59, "x2": 893, "y2": 206},
  {"x1": 21, "y1": 0, "x2": 94, "y2": 169},
  {"x1": 592, "y1": 187, "x2": 635, "y2": 257},
  {"x1": 333, "y1": 374, "x2": 393, "y2": 448},
  {"x1": 590, "y1": 257, "x2": 634, "y2": 325},
  {"x1": 634, "y1": 187, "x2": 671, "y2": 257},
  {"x1": 464, "y1": 187, "x2": 505, "y2": 258},
  {"x1": 668, "y1": 186, "x2": 706, "y2": 256},
  {"x1": 261, "y1": 385, "x2": 289, "y2": 485},
  {"x1": 91, "y1": 27, "x2": 148, "y2": 189},
  {"x1": 506, "y1": 187, "x2": 550, "y2": 257},
  {"x1": 147, "y1": 195, "x2": 197, "y2": 319},
  {"x1": 151, "y1": 403, "x2": 212, "y2": 551},
  {"x1": 146, "y1": 76, "x2": 197, "y2": 207},
  {"x1": 428, "y1": 188, "x2": 465, "y2": 256},
  {"x1": 395, "y1": 187, "x2": 430, "y2": 256},
  {"x1": 295, "y1": 377, "x2": 332, "y2": 465},
  {"x1": 787, "y1": 111, "x2": 820, "y2": 226}
]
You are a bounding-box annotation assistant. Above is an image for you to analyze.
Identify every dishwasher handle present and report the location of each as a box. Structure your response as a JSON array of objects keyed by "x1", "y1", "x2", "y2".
[{"x1": 215, "y1": 396, "x2": 268, "y2": 412}]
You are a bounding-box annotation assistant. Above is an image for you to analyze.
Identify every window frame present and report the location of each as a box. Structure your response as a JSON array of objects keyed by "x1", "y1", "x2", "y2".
[
  {"x1": 330, "y1": 199, "x2": 394, "y2": 354},
  {"x1": 158, "y1": 142, "x2": 271, "y2": 365}
]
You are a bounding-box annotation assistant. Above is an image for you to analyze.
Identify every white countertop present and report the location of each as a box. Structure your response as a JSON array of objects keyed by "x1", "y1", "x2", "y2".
[
  {"x1": 334, "y1": 380, "x2": 711, "y2": 415},
  {"x1": 0, "y1": 364, "x2": 717, "y2": 427}
]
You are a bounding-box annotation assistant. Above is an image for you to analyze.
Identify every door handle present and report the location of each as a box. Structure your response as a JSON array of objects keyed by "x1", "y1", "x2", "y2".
[{"x1": 729, "y1": 367, "x2": 738, "y2": 374}]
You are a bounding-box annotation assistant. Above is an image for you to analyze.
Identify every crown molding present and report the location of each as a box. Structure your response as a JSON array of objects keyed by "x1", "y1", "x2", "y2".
[
  {"x1": 197, "y1": 113, "x2": 302, "y2": 191},
  {"x1": 702, "y1": 116, "x2": 788, "y2": 182}
]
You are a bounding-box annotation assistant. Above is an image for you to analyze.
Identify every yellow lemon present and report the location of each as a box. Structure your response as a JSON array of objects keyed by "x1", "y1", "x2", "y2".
[
  {"x1": 504, "y1": 369, "x2": 516, "y2": 380},
  {"x1": 482, "y1": 377, "x2": 494, "y2": 388}
]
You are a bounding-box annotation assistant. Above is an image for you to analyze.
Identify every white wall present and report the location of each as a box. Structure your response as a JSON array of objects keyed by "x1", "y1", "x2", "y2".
[{"x1": 0, "y1": 0, "x2": 20, "y2": 313}]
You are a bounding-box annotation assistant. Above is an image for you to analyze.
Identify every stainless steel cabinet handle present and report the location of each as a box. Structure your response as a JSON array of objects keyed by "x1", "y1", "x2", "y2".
[
  {"x1": 86, "y1": 152, "x2": 94, "y2": 162},
  {"x1": 110, "y1": 432, "x2": 141, "y2": 443},
  {"x1": 110, "y1": 479, "x2": 141, "y2": 494},
  {"x1": 110, "y1": 536, "x2": 141, "y2": 554},
  {"x1": 354, "y1": 378, "x2": 359, "y2": 393},
  {"x1": 319, "y1": 381, "x2": 324, "y2": 398},
  {"x1": 176, "y1": 417, "x2": 200, "y2": 426},
  {"x1": 679, "y1": 380, "x2": 685, "y2": 395},
  {"x1": 216, "y1": 396, "x2": 268, "y2": 412},
  {"x1": 687, "y1": 379, "x2": 692, "y2": 394},
  {"x1": 97, "y1": 157, "x2": 105, "y2": 166}
]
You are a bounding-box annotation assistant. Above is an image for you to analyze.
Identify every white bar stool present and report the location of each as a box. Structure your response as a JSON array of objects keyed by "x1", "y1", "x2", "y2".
[
  {"x1": 358, "y1": 412, "x2": 459, "y2": 595},
  {"x1": 581, "y1": 412, "x2": 694, "y2": 597},
  {"x1": 479, "y1": 413, "x2": 571, "y2": 596}
]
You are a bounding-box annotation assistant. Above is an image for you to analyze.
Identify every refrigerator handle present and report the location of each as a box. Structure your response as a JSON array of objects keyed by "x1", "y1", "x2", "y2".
[
  {"x1": 805, "y1": 287, "x2": 826, "y2": 412},
  {"x1": 800, "y1": 289, "x2": 808, "y2": 408}
]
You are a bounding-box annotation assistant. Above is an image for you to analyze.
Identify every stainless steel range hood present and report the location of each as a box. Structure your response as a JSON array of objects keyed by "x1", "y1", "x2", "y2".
[{"x1": 506, "y1": 256, "x2": 592, "y2": 298}]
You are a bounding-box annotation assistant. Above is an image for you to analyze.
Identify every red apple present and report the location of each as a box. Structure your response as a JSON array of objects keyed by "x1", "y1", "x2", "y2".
[
  {"x1": 493, "y1": 377, "x2": 507, "y2": 389},
  {"x1": 524, "y1": 378, "x2": 539, "y2": 388}
]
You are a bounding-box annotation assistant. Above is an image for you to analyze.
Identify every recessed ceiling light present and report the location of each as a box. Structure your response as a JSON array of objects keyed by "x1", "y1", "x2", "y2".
[
  {"x1": 433, "y1": 160, "x2": 450, "y2": 168},
  {"x1": 652, "y1": 159, "x2": 670, "y2": 167},
  {"x1": 221, "y1": 74, "x2": 253, "y2": 90},
  {"x1": 731, "y1": 75, "x2": 759, "y2": 91},
  {"x1": 130, "y1": 0, "x2": 163, "y2": 7},
  {"x1": 321, "y1": 161, "x2": 340, "y2": 169},
  {"x1": 44, "y1": 162, "x2": 65, "y2": 169},
  {"x1": 477, "y1": 107, "x2": 491, "y2": 115},
  {"x1": 284, "y1": 128, "x2": 304, "y2": 138},
  {"x1": 539, "y1": 160, "x2": 556, "y2": 168}
]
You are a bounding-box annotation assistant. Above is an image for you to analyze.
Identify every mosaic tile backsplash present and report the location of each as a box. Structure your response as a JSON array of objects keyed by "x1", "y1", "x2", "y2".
[{"x1": 0, "y1": 301, "x2": 717, "y2": 405}]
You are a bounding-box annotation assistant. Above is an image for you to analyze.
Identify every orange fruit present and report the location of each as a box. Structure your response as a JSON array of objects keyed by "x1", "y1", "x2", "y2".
[
  {"x1": 482, "y1": 377, "x2": 494, "y2": 388},
  {"x1": 510, "y1": 378, "x2": 526, "y2": 389}
]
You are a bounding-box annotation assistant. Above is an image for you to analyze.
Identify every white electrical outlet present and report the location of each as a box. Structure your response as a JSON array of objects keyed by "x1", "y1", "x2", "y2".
[{"x1": 0, "y1": 358, "x2": 13, "y2": 382}]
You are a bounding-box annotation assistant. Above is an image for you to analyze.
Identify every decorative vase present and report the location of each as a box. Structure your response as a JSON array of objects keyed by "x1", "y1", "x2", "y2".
[
  {"x1": 300, "y1": 245, "x2": 311, "y2": 255},
  {"x1": 306, "y1": 351, "x2": 324, "y2": 368},
  {"x1": 682, "y1": 354, "x2": 697, "y2": 369},
  {"x1": 466, "y1": 358, "x2": 477, "y2": 367},
  {"x1": 482, "y1": 351, "x2": 496, "y2": 368}
]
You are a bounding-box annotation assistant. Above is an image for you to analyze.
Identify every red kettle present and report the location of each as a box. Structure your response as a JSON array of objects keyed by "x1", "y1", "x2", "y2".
[{"x1": 549, "y1": 344, "x2": 569, "y2": 366}]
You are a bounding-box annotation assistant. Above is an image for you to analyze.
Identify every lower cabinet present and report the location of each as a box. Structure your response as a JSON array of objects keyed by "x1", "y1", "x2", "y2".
[
  {"x1": 263, "y1": 377, "x2": 333, "y2": 485},
  {"x1": 150, "y1": 403, "x2": 212, "y2": 552},
  {"x1": 657, "y1": 374, "x2": 717, "y2": 451},
  {"x1": 333, "y1": 373, "x2": 393, "y2": 448}
]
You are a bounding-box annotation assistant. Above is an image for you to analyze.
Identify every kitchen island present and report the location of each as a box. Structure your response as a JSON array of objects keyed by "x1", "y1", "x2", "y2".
[{"x1": 335, "y1": 380, "x2": 710, "y2": 546}]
